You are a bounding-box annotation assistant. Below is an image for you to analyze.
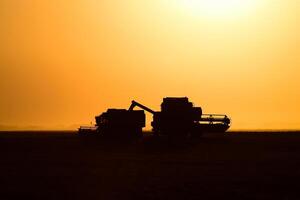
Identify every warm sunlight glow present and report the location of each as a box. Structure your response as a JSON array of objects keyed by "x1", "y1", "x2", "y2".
[
  {"x1": 180, "y1": 0, "x2": 258, "y2": 19},
  {"x1": 1, "y1": 0, "x2": 300, "y2": 130}
]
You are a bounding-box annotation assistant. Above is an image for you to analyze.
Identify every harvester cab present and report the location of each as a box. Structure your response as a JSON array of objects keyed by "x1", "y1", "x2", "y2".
[{"x1": 153, "y1": 97, "x2": 201, "y2": 136}]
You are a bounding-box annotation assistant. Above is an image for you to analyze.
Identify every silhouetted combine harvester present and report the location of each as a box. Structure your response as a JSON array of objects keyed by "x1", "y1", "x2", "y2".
[{"x1": 78, "y1": 97, "x2": 230, "y2": 139}]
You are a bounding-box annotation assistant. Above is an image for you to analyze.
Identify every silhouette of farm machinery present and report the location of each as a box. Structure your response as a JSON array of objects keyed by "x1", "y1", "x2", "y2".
[{"x1": 78, "y1": 97, "x2": 230, "y2": 138}]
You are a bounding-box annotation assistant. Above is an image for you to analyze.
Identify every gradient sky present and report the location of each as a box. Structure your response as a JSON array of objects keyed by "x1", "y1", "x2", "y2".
[{"x1": 0, "y1": 0, "x2": 299, "y2": 130}]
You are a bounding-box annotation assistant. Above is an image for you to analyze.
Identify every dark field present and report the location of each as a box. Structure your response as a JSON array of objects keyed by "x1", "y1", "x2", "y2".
[{"x1": 1, "y1": 131, "x2": 300, "y2": 200}]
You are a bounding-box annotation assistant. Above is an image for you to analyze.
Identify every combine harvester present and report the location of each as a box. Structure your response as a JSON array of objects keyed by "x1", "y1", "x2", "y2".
[{"x1": 78, "y1": 97, "x2": 230, "y2": 138}]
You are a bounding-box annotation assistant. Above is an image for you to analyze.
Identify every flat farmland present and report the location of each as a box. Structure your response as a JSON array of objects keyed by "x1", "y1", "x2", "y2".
[{"x1": 0, "y1": 131, "x2": 300, "y2": 200}]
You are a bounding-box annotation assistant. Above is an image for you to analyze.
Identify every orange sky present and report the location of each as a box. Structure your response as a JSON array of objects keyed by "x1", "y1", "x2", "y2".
[{"x1": 0, "y1": 0, "x2": 299, "y2": 130}]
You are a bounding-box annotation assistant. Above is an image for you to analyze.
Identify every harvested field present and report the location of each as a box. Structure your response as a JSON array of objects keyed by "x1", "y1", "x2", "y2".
[{"x1": 0, "y1": 131, "x2": 300, "y2": 200}]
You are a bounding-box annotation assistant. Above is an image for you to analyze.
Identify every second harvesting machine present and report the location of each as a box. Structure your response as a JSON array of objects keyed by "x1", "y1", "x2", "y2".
[{"x1": 129, "y1": 97, "x2": 230, "y2": 137}]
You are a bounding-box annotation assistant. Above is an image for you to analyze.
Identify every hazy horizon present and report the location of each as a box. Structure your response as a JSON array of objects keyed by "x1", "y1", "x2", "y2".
[{"x1": 1, "y1": 0, "x2": 300, "y2": 130}]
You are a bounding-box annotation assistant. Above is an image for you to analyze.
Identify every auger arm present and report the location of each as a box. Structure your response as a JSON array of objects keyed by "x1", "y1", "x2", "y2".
[{"x1": 129, "y1": 100, "x2": 156, "y2": 115}]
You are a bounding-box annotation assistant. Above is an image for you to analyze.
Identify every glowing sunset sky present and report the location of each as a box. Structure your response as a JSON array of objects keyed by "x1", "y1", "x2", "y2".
[{"x1": 0, "y1": 0, "x2": 299, "y2": 130}]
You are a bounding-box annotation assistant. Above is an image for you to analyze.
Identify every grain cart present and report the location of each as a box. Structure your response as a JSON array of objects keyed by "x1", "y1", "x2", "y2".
[{"x1": 95, "y1": 109, "x2": 145, "y2": 139}]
